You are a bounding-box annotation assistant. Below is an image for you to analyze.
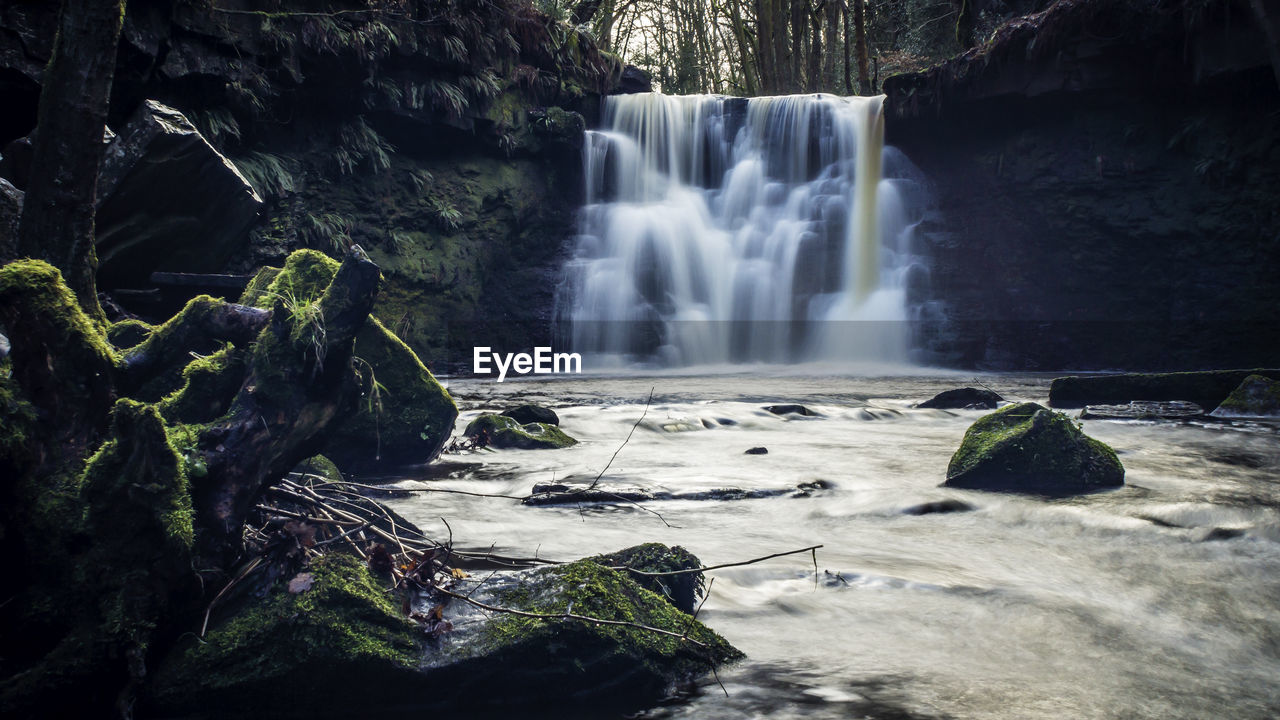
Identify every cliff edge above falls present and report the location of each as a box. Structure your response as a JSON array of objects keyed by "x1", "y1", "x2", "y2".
[{"x1": 883, "y1": 0, "x2": 1280, "y2": 370}]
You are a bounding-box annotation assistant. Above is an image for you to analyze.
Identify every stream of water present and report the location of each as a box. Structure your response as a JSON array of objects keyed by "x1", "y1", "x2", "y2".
[{"x1": 381, "y1": 372, "x2": 1280, "y2": 719}]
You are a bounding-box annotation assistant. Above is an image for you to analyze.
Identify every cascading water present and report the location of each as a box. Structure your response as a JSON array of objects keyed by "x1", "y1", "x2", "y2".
[{"x1": 556, "y1": 91, "x2": 929, "y2": 367}]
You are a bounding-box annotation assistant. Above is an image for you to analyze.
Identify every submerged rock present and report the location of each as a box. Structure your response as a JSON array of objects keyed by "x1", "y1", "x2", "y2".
[
  {"x1": 1211, "y1": 374, "x2": 1280, "y2": 418},
  {"x1": 902, "y1": 499, "x2": 975, "y2": 515},
  {"x1": 745, "y1": 446, "x2": 769, "y2": 455},
  {"x1": 525, "y1": 480, "x2": 829, "y2": 506},
  {"x1": 465, "y1": 413, "x2": 577, "y2": 449},
  {"x1": 918, "y1": 387, "x2": 1003, "y2": 409},
  {"x1": 150, "y1": 548, "x2": 739, "y2": 716},
  {"x1": 502, "y1": 403, "x2": 560, "y2": 426},
  {"x1": 945, "y1": 402, "x2": 1124, "y2": 496},
  {"x1": 763, "y1": 403, "x2": 819, "y2": 416},
  {"x1": 1081, "y1": 400, "x2": 1204, "y2": 420}
]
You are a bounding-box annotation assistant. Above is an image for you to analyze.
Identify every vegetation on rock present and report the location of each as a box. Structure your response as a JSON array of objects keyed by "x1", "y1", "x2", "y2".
[
  {"x1": 464, "y1": 413, "x2": 579, "y2": 449},
  {"x1": 945, "y1": 402, "x2": 1124, "y2": 496}
]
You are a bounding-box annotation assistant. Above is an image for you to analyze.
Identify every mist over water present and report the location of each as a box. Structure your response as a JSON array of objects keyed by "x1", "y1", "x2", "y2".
[{"x1": 556, "y1": 92, "x2": 930, "y2": 368}]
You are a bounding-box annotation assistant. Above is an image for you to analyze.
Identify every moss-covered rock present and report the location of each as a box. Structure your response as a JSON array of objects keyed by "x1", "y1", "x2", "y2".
[
  {"x1": 1211, "y1": 374, "x2": 1280, "y2": 417},
  {"x1": 149, "y1": 549, "x2": 740, "y2": 717},
  {"x1": 106, "y1": 318, "x2": 153, "y2": 349},
  {"x1": 426, "y1": 557, "x2": 742, "y2": 712},
  {"x1": 592, "y1": 543, "x2": 705, "y2": 614},
  {"x1": 148, "y1": 553, "x2": 421, "y2": 717},
  {"x1": 945, "y1": 402, "x2": 1124, "y2": 496},
  {"x1": 241, "y1": 250, "x2": 457, "y2": 470},
  {"x1": 464, "y1": 413, "x2": 578, "y2": 449},
  {"x1": 156, "y1": 343, "x2": 245, "y2": 424},
  {"x1": 1049, "y1": 369, "x2": 1280, "y2": 410},
  {"x1": 292, "y1": 454, "x2": 343, "y2": 483}
]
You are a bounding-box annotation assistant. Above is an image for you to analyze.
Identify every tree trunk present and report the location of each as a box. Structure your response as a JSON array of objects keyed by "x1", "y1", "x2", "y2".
[
  {"x1": 853, "y1": 0, "x2": 870, "y2": 94},
  {"x1": 16, "y1": 0, "x2": 126, "y2": 326},
  {"x1": 822, "y1": 0, "x2": 838, "y2": 90},
  {"x1": 843, "y1": 0, "x2": 853, "y2": 94}
]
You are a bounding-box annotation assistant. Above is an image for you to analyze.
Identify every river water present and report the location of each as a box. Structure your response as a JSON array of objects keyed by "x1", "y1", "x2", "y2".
[{"x1": 380, "y1": 372, "x2": 1280, "y2": 719}]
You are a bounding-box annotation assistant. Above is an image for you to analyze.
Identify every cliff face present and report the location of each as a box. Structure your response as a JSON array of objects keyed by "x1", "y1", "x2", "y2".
[
  {"x1": 0, "y1": 0, "x2": 630, "y2": 369},
  {"x1": 886, "y1": 0, "x2": 1280, "y2": 370}
]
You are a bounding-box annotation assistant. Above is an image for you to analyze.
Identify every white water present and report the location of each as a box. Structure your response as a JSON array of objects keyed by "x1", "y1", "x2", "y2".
[
  {"x1": 383, "y1": 374, "x2": 1280, "y2": 719},
  {"x1": 557, "y1": 93, "x2": 927, "y2": 368}
]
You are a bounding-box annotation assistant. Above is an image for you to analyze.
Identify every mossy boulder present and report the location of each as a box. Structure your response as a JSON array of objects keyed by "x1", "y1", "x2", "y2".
[
  {"x1": 502, "y1": 403, "x2": 560, "y2": 426},
  {"x1": 1211, "y1": 374, "x2": 1280, "y2": 417},
  {"x1": 149, "y1": 549, "x2": 741, "y2": 717},
  {"x1": 147, "y1": 553, "x2": 421, "y2": 717},
  {"x1": 918, "y1": 387, "x2": 1003, "y2": 409},
  {"x1": 426, "y1": 556, "x2": 742, "y2": 712},
  {"x1": 592, "y1": 543, "x2": 705, "y2": 614},
  {"x1": 945, "y1": 402, "x2": 1124, "y2": 496},
  {"x1": 106, "y1": 318, "x2": 153, "y2": 349},
  {"x1": 464, "y1": 413, "x2": 578, "y2": 449},
  {"x1": 239, "y1": 251, "x2": 457, "y2": 470}
]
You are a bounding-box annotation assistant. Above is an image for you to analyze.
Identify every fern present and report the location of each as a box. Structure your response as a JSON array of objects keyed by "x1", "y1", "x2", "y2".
[
  {"x1": 189, "y1": 107, "x2": 242, "y2": 145},
  {"x1": 335, "y1": 116, "x2": 395, "y2": 174},
  {"x1": 430, "y1": 197, "x2": 463, "y2": 231},
  {"x1": 232, "y1": 151, "x2": 296, "y2": 198},
  {"x1": 300, "y1": 212, "x2": 353, "y2": 254}
]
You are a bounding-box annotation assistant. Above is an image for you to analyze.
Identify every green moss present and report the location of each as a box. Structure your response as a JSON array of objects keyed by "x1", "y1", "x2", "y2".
[
  {"x1": 157, "y1": 344, "x2": 245, "y2": 424},
  {"x1": 464, "y1": 413, "x2": 577, "y2": 449},
  {"x1": 591, "y1": 544, "x2": 705, "y2": 614},
  {"x1": 241, "y1": 250, "x2": 458, "y2": 469},
  {"x1": 237, "y1": 265, "x2": 282, "y2": 306},
  {"x1": 150, "y1": 553, "x2": 420, "y2": 715},
  {"x1": 129, "y1": 294, "x2": 231, "y2": 401},
  {"x1": 474, "y1": 560, "x2": 741, "y2": 685},
  {"x1": 107, "y1": 318, "x2": 154, "y2": 349},
  {"x1": 293, "y1": 454, "x2": 343, "y2": 483},
  {"x1": 945, "y1": 402, "x2": 1124, "y2": 496},
  {"x1": 0, "y1": 367, "x2": 36, "y2": 472},
  {"x1": 1212, "y1": 374, "x2": 1280, "y2": 417}
]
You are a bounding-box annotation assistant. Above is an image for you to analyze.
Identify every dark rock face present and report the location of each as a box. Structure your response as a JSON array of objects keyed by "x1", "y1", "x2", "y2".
[
  {"x1": 502, "y1": 403, "x2": 560, "y2": 426},
  {"x1": 918, "y1": 387, "x2": 1003, "y2": 409},
  {"x1": 1049, "y1": 369, "x2": 1280, "y2": 409},
  {"x1": 0, "y1": 177, "x2": 20, "y2": 262},
  {"x1": 1211, "y1": 374, "x2": 1280, "y2": 417},
  {"x1": 945, "y1": 402, "x2": 1124, "y2": 496},
  {"x1": 886, "y1": 0, "x2": 1280, "y2": 370},
  {"x1": 616, "y1": 65, "x2": 653, "y2": 94},
  {"x1": 95, "y1": 100, "x2": 262, "y2": 290}
]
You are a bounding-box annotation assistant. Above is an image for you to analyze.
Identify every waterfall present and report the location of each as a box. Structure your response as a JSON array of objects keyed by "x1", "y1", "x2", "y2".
[{"x1": 557, "y1": 91, "x2": 926, "y2": 368}]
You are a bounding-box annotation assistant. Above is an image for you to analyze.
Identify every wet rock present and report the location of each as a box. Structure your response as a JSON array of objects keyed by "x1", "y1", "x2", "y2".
[
  {"x1": 1049, "y1": 370, "x2": 1280, "y2": 410},
  {"x1": 465, "y1": 414, "x2": 577, "y2": 450},
  {"x1": 902, "y1": 499, "x2": 975, "y2": 516},
  {"x1": 945, "y1": 402, "x2": 1124, "y2": 496},
  {"x1": 1210, "y1": 374, "x2": 1280, "y2": 418},
  {"x1": 763, "y1": 403, "x2": 819, "y2": 417},
  {"x1": 1202, "y1": 527, "x2": 1246, "y2": 541},
  {"x1": 592, "y1": 543, "x2": 705, "y2": 614},
  {"x1": 150, "y1": 551, "x2": 741, "y2": 716},
  {"x1": 94, "y1": 100, "x2": 263, "y2": 290},
  {"x1": 1080, "y1": 400, "x2": 1204, "y2": 420},
  {"x1": 0, "y1": 136, "x2": 33, "y2": 189},
  {"x1": 525, "y1": 480, "x2": 829, "y2": 506},
  {"x1": 917, "y1": 387, "x2": 1003, "y2": 409},
  {"x1": 745, "y1": 446, "x2": 768, "y2": 455},
  {"x1": 501, "y1": 403, "x2": 559, "y2": 426},
  {"x1": 715, "y1": 417, "x2": 738, "y2": 426},
  {"x1": 615, "y1": 64, "x2": 653, "y2": 94}
]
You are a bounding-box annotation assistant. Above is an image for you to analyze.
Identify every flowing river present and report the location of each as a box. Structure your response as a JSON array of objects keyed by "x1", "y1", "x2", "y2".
[{"x1": 379, "y1": 372, "x2": 1280, "y2": 719}]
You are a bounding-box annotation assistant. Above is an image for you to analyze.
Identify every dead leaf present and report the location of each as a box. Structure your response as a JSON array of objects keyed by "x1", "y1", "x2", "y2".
[
  {"x1": 287, "y1": 572, "x2": 315, "y2": 594},
  {"x1": 450, "y1": 568, "x2": 469, "y2": 579}
]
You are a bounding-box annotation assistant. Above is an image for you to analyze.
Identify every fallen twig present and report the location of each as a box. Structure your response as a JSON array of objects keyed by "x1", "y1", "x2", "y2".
[{"x1": 615, "y1": 544, "x2": 823, "y2": 578}]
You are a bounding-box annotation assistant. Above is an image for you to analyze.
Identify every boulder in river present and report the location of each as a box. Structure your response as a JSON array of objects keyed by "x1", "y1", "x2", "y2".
[
  {"x1": 745, "y1": 446, "x2": 768, "y2": 455},
  {"x1": 501, "y1": 403, "x2": 560, "y2": 426},
  {"x1": 945, "y1": 402, "x2": 1124, "y2": 496},
  {"x1": 149, "y1": 548, "x2": 740, "y2": 716},
  {"x1": 917, "y1": 387, "x2": 1003, "y2": 409},
  {"x1": 465, "y1": 413, "x2": 577, "y2": 449},
  {"x1": 1210, "y1": 374, "x2": 1280, "y2": 418}
]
